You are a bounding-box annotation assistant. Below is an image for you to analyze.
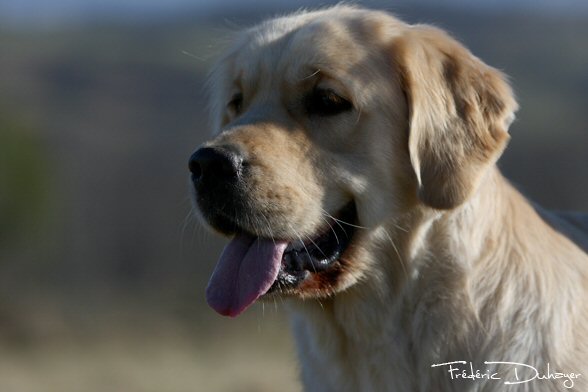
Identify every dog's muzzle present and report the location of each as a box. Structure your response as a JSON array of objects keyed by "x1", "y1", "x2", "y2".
[{"x1": 189, "y1": 144, "x2": 358, "y2": 317}]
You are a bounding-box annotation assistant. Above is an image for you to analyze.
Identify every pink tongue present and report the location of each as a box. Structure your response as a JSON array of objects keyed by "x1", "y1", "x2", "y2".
[{"x1": 206, "y1": 233, "x2": 288, "y2": 317}]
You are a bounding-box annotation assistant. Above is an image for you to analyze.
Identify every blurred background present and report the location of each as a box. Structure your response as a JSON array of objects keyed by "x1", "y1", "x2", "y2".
[{"x1": 0, "y1": 0, "x2": 587, "y2": 391}]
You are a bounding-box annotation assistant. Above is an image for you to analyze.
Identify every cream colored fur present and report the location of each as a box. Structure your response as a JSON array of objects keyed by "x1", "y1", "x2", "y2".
[{"x1": 201, "y1": 6, "x2": 588, "y2": 391}]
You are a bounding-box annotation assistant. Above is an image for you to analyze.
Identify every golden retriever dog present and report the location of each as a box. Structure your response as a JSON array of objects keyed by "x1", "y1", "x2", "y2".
[{"x1": 189, "y1": 6, "x2": 588, "y2": 391}]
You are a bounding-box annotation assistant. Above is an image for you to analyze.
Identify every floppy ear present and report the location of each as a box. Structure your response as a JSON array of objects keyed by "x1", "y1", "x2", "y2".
[{"x1": 393, "y1": 26, "x2": 518, "y2": 209}]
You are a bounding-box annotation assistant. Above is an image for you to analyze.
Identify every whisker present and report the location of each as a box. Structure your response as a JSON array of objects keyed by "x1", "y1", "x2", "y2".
[
  {"x1": 288, "y1": 223, "x2": 317, "y2": 274},
  {"x1": 382, "y1": 228, "x2": 408, "y2": 279},
  {"x1": 259, "y1": 212, "x2": 277, "y2": 245},
  {"x1": 277, "y1": 292, "x2": 286, "y2": 307},
  {"x1": 392, "y1": 221, "x2": 409, "y2": 233},
  {"x1": 331, "y1": 217, "x2": 367, "y2": 230},
  {"x1": 304, "y1": 233, "x2": 328, "y2": 260},
  {"x1": 321, "y1": 207, "x2": 367, "y2": 230},
  {"x1": 354, "y1": 106, "x2": 362, "y2": 125},
  {"x1": 321, "y1": 208, "x2": 347, "y2": 233},
  {"x1": 301, "y1": 68, "x2": 321, "y2": 81},
  {"x1": 179, "y1": 207, "x2": 194, "y2": 257},
  {"x1": 316, "y1": 298, "x2": 325, "y2": 311},
  {"x1": 320, "y1": 215, "x2": 339, "y2": 245},
  {"x1": 181, "y1": 50, "x2": 209, "y2": 63},
  {"x1": 180, "y1": 198, "x2": 210, "y2": 256}
]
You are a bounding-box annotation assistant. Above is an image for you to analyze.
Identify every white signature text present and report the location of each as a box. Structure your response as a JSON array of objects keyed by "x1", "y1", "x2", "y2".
[{"x1": 431, "y1": 361, "x2": 581, "y2": 389}]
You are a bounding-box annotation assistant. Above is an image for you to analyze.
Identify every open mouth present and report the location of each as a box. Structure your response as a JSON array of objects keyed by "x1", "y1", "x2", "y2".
[
  {"x1": 205, "y1": 201, "x2": 357, "y2": 317},
  {"x1": 269, "y1": 202, "x2": 356, "y2": 293}
]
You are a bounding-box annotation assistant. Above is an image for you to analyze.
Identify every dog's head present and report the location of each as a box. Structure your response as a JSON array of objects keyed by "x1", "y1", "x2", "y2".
[{"x1": 189, "y1": 6, "x2": 517, "y2": 317}]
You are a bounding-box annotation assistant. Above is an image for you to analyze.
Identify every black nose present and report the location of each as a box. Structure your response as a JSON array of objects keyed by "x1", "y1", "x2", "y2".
[{"x1": 189, "y1": 145, "x2": 244, "y2": 184}]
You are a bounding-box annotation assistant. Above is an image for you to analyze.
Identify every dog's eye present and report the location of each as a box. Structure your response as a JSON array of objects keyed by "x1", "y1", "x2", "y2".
[
  {"x1": 305, "y1": 88, "x2": 352, "y2": 116},
  {"x1": 227, "y1": 93, "x2": 243, "y2": 115}
]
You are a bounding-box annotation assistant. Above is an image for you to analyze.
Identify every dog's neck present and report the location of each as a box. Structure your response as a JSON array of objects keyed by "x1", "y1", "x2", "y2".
[
  {"x1": 287, "y1": 167, "x2": 586, "y2": 390},
  {"x1": 411, "y1": 168, "x2": 514, "y2": 268}
]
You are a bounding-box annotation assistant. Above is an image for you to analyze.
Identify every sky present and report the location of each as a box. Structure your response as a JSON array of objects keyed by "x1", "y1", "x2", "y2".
[{"x1": 1, "y1": 0, "x2": 588, "y2": 27}]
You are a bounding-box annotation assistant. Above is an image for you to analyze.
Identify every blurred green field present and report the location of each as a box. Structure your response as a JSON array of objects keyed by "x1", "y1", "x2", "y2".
[
  {"x1": 0, "y1": 303, "x2": 299, "y2": 392},
  {"x1": 0, "y1": 3, "x2": 587, "y2": 391}
]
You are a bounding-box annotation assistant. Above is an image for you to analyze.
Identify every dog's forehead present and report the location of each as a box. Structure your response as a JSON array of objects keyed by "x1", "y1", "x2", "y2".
[{"x1": 229, "y1": 9, "x2": 398, "y2": 84}]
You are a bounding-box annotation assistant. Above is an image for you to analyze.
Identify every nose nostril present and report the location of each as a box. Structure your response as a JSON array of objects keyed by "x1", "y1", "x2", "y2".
[
  {"x1": 189, "y1": 150, "x2": 204, "y2": 180},
  {"x1": 189, "y1": 160, "x2": 202, "y2": 180}
]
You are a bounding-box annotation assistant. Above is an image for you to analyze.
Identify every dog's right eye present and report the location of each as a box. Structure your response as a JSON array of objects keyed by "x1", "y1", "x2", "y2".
[
  {"x1": 305, "y1": 88, "x2": 352, "y2": 117},
  {"x1": 227, "y1": 93, "x2": 243, "y2": 115}
]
